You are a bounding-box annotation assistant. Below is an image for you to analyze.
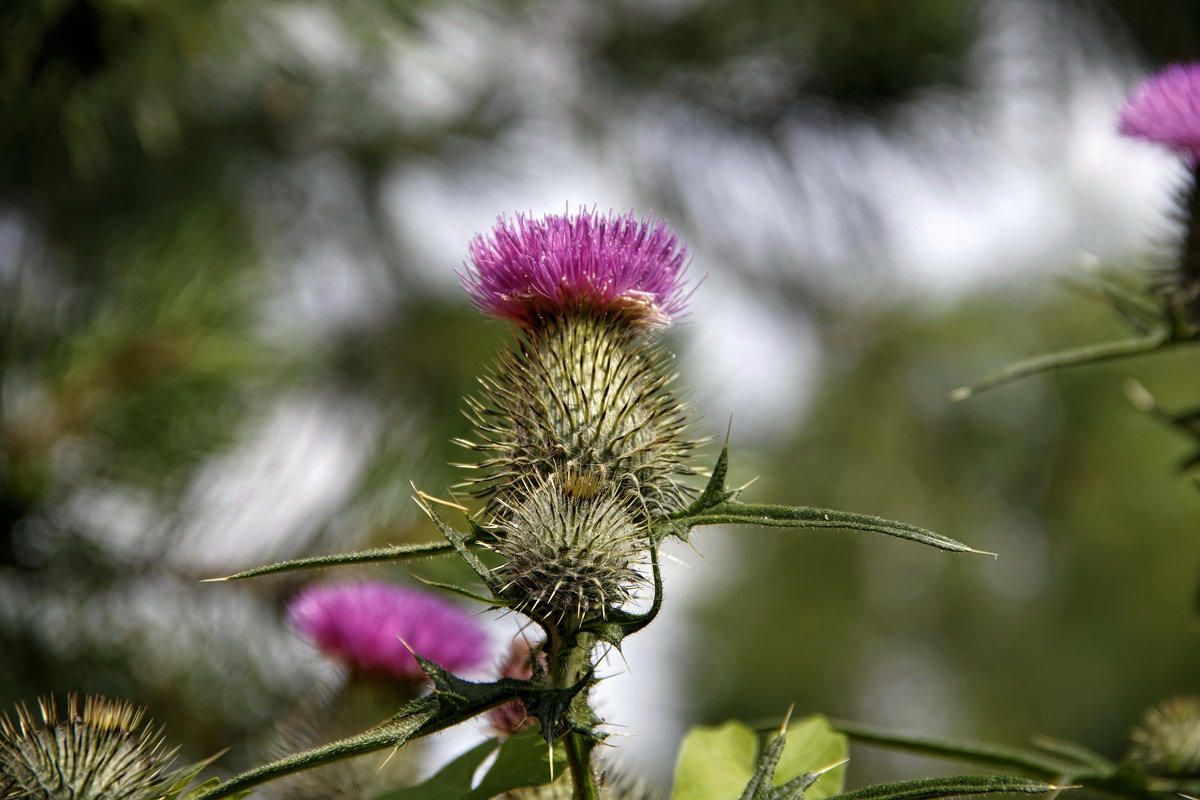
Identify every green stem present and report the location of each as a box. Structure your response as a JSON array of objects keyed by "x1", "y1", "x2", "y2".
[
  {"x1": 565, "y1": 731, "x2": 600, "y2": 800},
  {"x1": 545, "y1": 629, "x2": 599, "y2": 800}
]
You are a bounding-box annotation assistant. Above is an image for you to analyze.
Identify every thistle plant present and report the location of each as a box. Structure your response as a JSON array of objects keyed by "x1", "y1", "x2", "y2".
[{"x1": 188, "y1": 208, "x2": 1045, "y2": 800}]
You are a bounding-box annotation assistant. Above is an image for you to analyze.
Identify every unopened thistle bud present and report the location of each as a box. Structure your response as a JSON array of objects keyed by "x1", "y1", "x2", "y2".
[
  {"x1": 457, "y1": 210, "x2": 699, "y2": 523},
  {"x1": 1129, "y1": 695, "x2": 1200, "y2": 777},
  {"x1": 492, "y1": 478, "x2": 646, "y2": 627},
  {"x1": 0, "y1": 694, "x2": 177, "y2": 800}
]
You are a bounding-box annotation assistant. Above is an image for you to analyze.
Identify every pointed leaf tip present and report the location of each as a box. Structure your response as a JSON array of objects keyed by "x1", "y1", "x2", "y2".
[
  {"x1": 948, "y1": 386, "x2": 973, "y2": 402},
  {"x1": 199, "y1": 576, "x2": 230, "y2": 583}
]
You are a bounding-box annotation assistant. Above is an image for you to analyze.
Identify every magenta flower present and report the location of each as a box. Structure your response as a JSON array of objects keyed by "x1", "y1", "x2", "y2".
[
  {"x1": 462, "y1": 209, "x2": 689, "y2": 327},
  {"x1": 287, "y1": 582, "x2": 489, "y2": 679},
  {"x1": 1118, "y1": 62, "x2": 1200, "y2": 160}
]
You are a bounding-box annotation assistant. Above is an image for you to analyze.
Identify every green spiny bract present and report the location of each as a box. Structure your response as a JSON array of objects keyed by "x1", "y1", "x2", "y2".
[
  {"x1": 0, "y1": 695, "x2": 177, "y2": 800},
  {"x1": 490, "y1": 477, "x2": 647, "y2": 630},
  {"x1": 456, "y1": 314, "x2": 698, "y2": 524}
]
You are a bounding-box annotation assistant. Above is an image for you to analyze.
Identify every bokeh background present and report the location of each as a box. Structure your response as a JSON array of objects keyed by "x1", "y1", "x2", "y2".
[{"x1": 3, "y1": 0, "x2": 1199, "y2": 793}]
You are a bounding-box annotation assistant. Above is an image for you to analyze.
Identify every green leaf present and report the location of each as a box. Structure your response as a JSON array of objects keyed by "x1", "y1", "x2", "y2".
[
  {"x1": 372, "y1": 731, "x2": 565, "y2": 800},
  {"x1": 774, "y1": 715, "x2": 847, "y2": 800},
  {"x1": 203, "y1": 541, "x2": 462, "y2": 581},
  {"x1": 372, "y1": 738, "x2": 500, "y2": 800},
  {"x1": 672, "y1": 721, "x2": 759, "y2": 800},
  {"x1": 678, "y1": 501, "x2": 985, "y2": 555},
  {"x1": 829, "y1": 775, "x2": 1061, "y2": 800},
  {"x1": 467, "y1": 729, "x2": 566, "y2": 799}
]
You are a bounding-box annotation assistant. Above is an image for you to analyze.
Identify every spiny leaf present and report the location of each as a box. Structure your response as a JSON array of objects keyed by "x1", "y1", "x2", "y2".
[
  {"x1": 677, "y1": 501, "x2": 985, "y2": 555},
  {"x1": 186, "y1": 697, "x2": 442, "y2": 800},
  {"x1": 741, "y1": 725, "x2": 787, "y2": 800},
  {"x1": 948, "y1": 332, "x2": 1176, "y2": 401},
  {"x1": 686, "y1": 443, "x2": 734, "y2": 515},
  {"x1": 828, "y1": 775, "x2": 1063, "y2": 800},
  {"x1": 179, "y1": 778, "x2": 252, "y2": 800},
  {"x1": 774, "y1": 715, "x2": 847, "y2": 800},
  {"x1": 832, "y1": 719, "x2": 1085, "y2": 778},
  {"x1": 413, "y1": 575, "x2": 512, "y2": 608},
  {"x1": 413, "y1": 491, "x2": 505, "y2": 596},
  {"x1": 202, "y1": 541, "x2": 463, "y2": 581},
  {"x1": 1029, "y1": 735, "x2": 1115, "y2": 773}
]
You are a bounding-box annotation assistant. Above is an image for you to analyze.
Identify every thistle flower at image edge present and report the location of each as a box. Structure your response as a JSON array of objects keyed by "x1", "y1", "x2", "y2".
[
  {"x1": 0, "y1": 694, "x2": 178, "y2": 800},
  {"x1": 1117, "y1": 61, "x2": 1200, "y2": 161},
  {"x1": 286, "y1": 582, "x2": 490, "y2": 680}
]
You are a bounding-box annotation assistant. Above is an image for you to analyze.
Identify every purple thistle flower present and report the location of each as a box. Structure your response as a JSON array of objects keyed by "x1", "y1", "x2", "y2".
[
  {"x1": 1118, "y1": 62, "x2": 1200, "y2": 160},
  {"x1": 287, "y1": 582, "x2": 489, "y2": 680},
  {"x1": 462, "y1": 209, "x2": 689, "y2": 327}
]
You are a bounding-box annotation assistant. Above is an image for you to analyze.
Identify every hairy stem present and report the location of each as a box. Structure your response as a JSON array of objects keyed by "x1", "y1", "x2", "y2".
[
  {"x1": 565, "y1": 731, "x2": 600, "y2": 800},
  {"x1": 545, "y1": 629, "x2": 599, "y2": 800}
]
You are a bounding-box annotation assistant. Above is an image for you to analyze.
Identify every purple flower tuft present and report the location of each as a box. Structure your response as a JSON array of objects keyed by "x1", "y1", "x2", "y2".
[
  {"x1": 287, "y1": 582, "x2": 489, "y2": 679},
  {"x1": 462, "y1": 209, "x2": 689, "y2": 327},
  {"x1": 1118, "y1": 62, "x2": 1200, "y2": 160}
]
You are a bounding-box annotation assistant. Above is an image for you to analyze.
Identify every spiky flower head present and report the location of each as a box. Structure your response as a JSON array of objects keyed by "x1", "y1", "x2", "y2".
[
  {"x1": 492, "y1": 479, "x2": 646, "y2": 628},
  {"x1": 463, "y1": 210, "x2": 689, "y2": 328},
  {"x1": 1129, "y1": 695, "x2": 1200, "y2": 777},
  {"x1": 1118, "y1": 62, "x2": 1200, "y2": 160},
  {"x1": 457, "y1": 314, "x2": 698, "y2": 520},
  {"x1": 287, "y1": 582, "x2": 490, "y2": 680},
  {"x1": 0, "y1": 694, "x2": 177, "y2": 800}
]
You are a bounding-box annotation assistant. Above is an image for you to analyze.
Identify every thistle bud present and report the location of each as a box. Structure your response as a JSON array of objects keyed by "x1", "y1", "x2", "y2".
[
  {"x1": 1129, "y1": 695, "x2": 1200, "y2": 777},
  {"x1": 491, "y1": 478, "x2": 647, "y2": 628},
  {"x1": 0, "y1": 695, "x2": 177, "y2": 800}
]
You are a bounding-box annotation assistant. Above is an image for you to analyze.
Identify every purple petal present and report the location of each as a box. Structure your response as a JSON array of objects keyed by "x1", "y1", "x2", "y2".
[
  {"x1": 287, "y1": 582, "x2": 490, "y2": 679},
  {"x1": 1118, "y1": 62, "x2": 1200, "y2": 160},
  {"x1": 461, "y1": 209, "x2": 690, "y2": 326}
]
